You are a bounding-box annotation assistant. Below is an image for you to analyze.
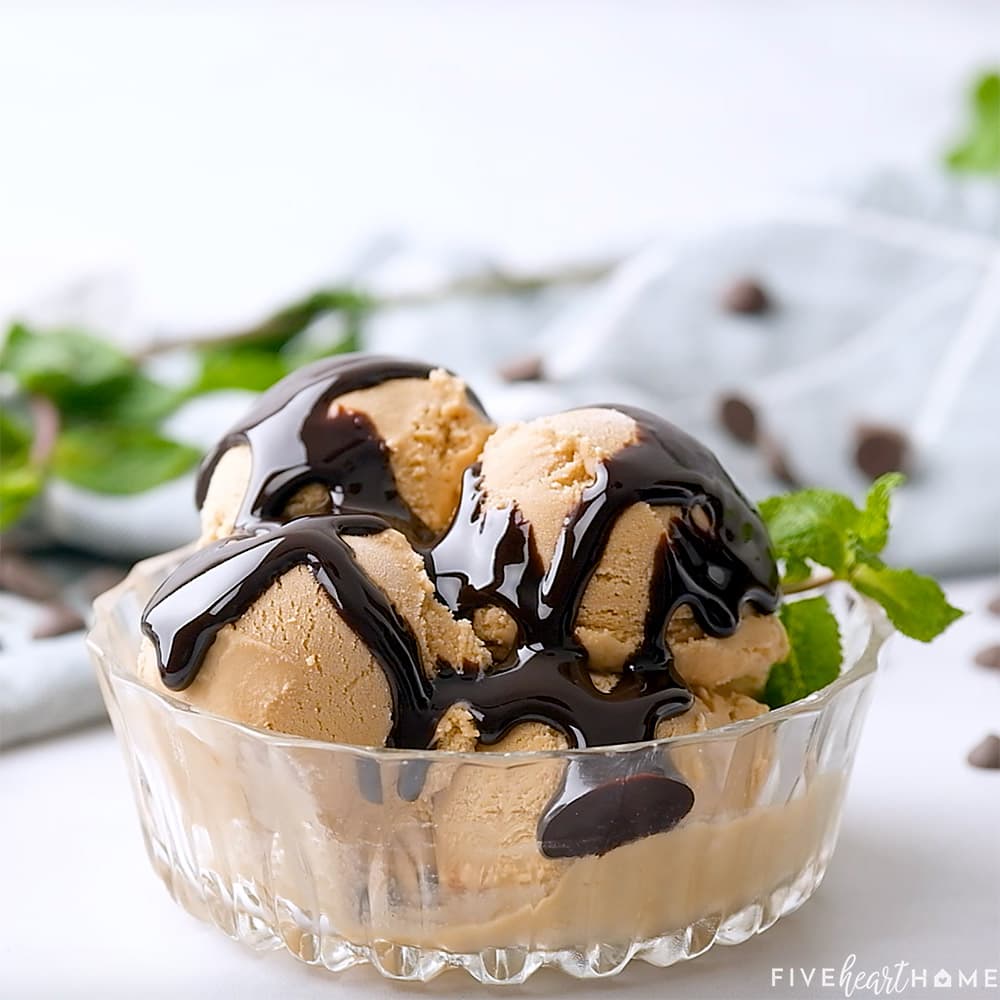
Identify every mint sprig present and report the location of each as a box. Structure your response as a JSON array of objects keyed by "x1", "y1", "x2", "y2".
[{"x1": 760, "y1": 474, "x2": 963, "y2": 707}]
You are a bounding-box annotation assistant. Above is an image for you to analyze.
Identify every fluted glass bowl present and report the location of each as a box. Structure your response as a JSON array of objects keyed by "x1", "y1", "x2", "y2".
[{"x1": 88, "y1": 549, "x2": 890, "y2": 984}]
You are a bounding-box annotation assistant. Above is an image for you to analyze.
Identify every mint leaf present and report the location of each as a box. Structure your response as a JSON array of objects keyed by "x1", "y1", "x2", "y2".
[
  {"x1": 192, "y1": 345, "x2": 289, "y2": 394},
  {"x1": 945, "y1": 71, "x2": 1000, "y2": 175},
  {"x1": 856, "y1": 472, "x2": 904, "y2": 556},
  {"x1": 2, "y1": 324, "x2": 134, "y2": 410},
  {"x1": 853, "y1": 565, "x2": 963, "y2": 642},
  {"x1": 759, "y1": 489, "x2": 861, "y2": 576},
  {"x1": 52, "y1": 425, "x2": 200, "y2": 495},
  {"x1": 762, "y1": 475, "x2": 905, "y2": 582},
  {"x1": 189, "y1": 300, "x2": 365, "y2": 396},
  {"x1": 108, "y1": 374, "x2": 184, "y2": 424},
  {"x1": 764, "y1": 596, "x2": 842, "y2": 708},
  {"x1": 1, "y1": 324, "x2": 181, "y2": 424},
  {"x1": 0, "y1": 407, "x2": 42, "y2": 529}
]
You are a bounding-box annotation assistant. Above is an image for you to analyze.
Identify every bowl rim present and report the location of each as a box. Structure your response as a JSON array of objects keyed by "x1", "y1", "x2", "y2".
[{"x1": 88, "y1": 546, "x2": 891, "y2": 763}]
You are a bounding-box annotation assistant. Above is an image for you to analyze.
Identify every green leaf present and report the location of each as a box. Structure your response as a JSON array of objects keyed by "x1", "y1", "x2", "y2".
[
  {"x1": 856, "y1": 472, "x2": 905, "y2": 555},
  {"x1": 0, "y1": 324, "x2": 182, "y2": 424},
  {"x1": 189, "y1": 303, "x2": 365, "y2": 396},
  {"x1": 0, "y1": 407, "x2": 42, "y2": 529},
  {"x1": 52, "y1": 425, "x2": 201, "y2": 495},
  {"x1": 759, "y1": 489, "x2": 861, "y2": 576},
  {"x1": 1, "y1": 324, "x2": 134, "y2": 409},
  {"x1": 107, "y1": 374, "x2": 185, "y2": 424},
  {"x1": 764, "y1": 596, "x2": 842, "y2": 708},
  {"x1": 191, "y1": 345, "x2": 289, "y2": 394},
  {"x1": 853, "y1": 565, "x2": 964, "y2": 642},
  {"x1": 945, "y1": 71, "x2": 1000, "y2": 175}
]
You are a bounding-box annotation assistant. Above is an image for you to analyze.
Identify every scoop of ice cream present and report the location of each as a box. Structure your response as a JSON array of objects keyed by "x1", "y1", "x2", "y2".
[
  {"x1": 470, "y1": 407, "x2": 787, "y2": 690},
  {"x1": 199, "y1": 366, "x2": 492, "y2": 544},
  {"x1": 433, "y1": 722, "x2": 570, "y2": 891},
  {"x1": 655, "y1": 685, "x2": 775, "y2": 821},
  {"x1": 669, "y1": 606, "x2": 788, "y2": 694},
  {"x1": 139, "y1": 526, "x2": 490, "y2": 743}
]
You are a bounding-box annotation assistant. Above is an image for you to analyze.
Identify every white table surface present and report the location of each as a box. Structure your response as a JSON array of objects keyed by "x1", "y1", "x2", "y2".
[{"x1": 2, "y1": 577, "x2": 998, "y2": 1000}]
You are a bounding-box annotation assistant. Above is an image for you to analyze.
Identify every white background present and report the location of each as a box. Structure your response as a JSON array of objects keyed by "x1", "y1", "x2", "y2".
[
  {"x1": 2, "y1": 0, "x2": 1000, "y2": 327},
  {"x1": 1, "y1": 3, "x2": 999, "y2": 998}
]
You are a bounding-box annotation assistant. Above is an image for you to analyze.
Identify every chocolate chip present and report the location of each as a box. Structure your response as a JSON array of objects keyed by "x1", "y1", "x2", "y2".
[
  {"x1": 721, "y1": 278, "x2": 771, "y2": 315},
  {"x1": 853, "y1": 423, "x2": 910, "y2": 480},
  {"x1": 760, "y1": 433, "x2": 803, "y2": 489},
  {"x1": 31, "y1": 602, "x2": 85, "y2": 640},
  {"x1": 967, "y1": 733, "x2": 1000, "y2": 770},
  {"x1": 718, "y1": 395, "x2": 758, "y2": 444},
  {"x1": 0, "y1": 553, "x2": 60, "y2": 603},
  {"x1": 987, "y1": 595, "x2": 1000, "y2": 617},
  {"x1": 974, "y1": 645, "x2": 1000, "y2": 670},
  {"x1": 498, "y1": 354, "x2": 545, "y2": 383}
]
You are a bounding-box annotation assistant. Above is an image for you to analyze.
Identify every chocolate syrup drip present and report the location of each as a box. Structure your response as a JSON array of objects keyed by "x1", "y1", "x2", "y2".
[
  {"x1": 539, "y1": 758, "x2": 695, "y2": 858},
  {"x1": 194, "y1": 354, "x2": 477, "y2": 541}
]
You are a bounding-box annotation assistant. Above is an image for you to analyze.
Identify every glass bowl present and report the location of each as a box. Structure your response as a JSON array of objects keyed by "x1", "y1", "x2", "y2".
[{"x1": 88, "y1": 549, "x2": 890, "y2": 984}]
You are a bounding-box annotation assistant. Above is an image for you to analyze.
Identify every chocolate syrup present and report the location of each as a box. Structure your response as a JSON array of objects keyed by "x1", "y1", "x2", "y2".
[
  {"x1": 143, "y1": 357, "x2": 782, "y2": 859},
  {"x1": 194, "y1": 355, "x2": 479, "y2": 540},
  {"x1": 540, "y1": 758, "x2": 695, "y2": 858}
]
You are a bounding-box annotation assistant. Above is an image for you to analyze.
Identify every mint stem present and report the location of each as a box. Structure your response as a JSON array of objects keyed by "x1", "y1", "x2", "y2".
[
  {"x1": 781, "y1": 571, "x2": 837, "y2": 595},
  {"x1": 28, "y1": 394, "x2": 59, "y2": 467}
]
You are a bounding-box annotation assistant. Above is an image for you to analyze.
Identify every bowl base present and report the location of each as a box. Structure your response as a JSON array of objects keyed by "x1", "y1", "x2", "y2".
[{"x1": 146, "y1": 840, "x2": 833, "y2": 984}]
